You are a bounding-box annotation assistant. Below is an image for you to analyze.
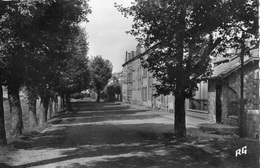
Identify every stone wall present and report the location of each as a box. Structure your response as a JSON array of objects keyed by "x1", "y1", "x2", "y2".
[
  {"x1": 243, "y1": 62, "x2": 259, "y2": 139},
  {"x1": 222, "y1": 61, "x2": 259, "y2": 137},
  {"x1": 247, "y1": 110, "x2": 259, "y2": 139},
  {"x1": 122, "y1": 66, "x2": 128, "y2": 102},
  {"x1": 243, "y1": 63, "x2": 259, "y2": 110},
  {"x1": 208, "y1": 80, "x2": 217, "y2": 122},
  {"x1": 207, "y1": 60, "x2": 259, "y2": 136},
  {"x1": 221, "y1": 83, "x2": 239, "y2": 126},
  {"x1": 226, "y1": 61, "x2": 259, "y2": 111},
  {"x1": 186, "y1": 109, "x2": 210, "y2": 120}
]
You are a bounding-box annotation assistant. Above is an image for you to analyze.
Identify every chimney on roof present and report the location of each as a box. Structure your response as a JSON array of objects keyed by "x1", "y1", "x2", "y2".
[
  {"x1": 131, "y1": 51, "x2": 135, "y2": 59},
  {"x1": 128, "y1": 52, "x2": 131, "y2": 60},
  {"x1": 125, "y1": 51, "x2": 128, "y2": 62}
]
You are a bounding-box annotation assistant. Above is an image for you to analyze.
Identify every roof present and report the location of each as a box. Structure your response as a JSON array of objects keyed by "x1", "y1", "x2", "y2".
[
  {"x1": 210, "y1": 48, "x2": 259, "y2": 79},
  {"x1": 122, "y1": 54, "x2": 141, "y2": 67},
  {"x1": 122, "y1": 43, "x2": 159, "y2": 67}
]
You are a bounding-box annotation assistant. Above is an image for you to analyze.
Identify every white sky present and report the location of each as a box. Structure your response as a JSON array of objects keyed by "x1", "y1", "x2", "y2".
[{"x1": 81, "y1": 0, "x2": 137, "y2": 73}]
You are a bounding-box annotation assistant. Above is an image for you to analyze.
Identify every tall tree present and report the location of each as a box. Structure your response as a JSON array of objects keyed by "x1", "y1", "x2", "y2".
[
  {"x1": 0, "y1": 0, "x2": 39, "y2": 137},
  {"x1": 90, "y1": 56, "x2": 113, "y2": 102},
  {"x1": 104, "y1": 76, "x2": 121, "y2": 102},
  {"x1": 0, "y1": 0, "x2": 91, "y2": 136},
  {"x1": 116, "y1": 0, "x2": 258, "y2": 137},
  {"x1": 29, "y1": 1, "x2": 90, "y2": 126},
  {"x1": 57, "y1": 26, "x2": 90, "y2": 111},
  {"x1": 0, "y1": 86, "x2": 7, "y2": 146},
  {"x1": 0, "y1": 4, "x2": 7, "y2": 143}
]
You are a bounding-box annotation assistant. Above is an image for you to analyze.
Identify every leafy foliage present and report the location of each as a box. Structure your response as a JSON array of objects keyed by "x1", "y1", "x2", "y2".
[
  {"x1": 104, "y1": 76, "x2": 121, "y2": 102},
  {"x1": 116, "y1": 0, "x2": 258, "y2": 137},
  {"x1": 56, "y1": 26, "x2": 90, "y2": 95},
  {"x1": 0, "y1": 0, "x2": 91, "y2": 138},
  {"x1": 0, "y1": 0, "x2": 94, "y2": 141},
  {"x1": 0, "y1": 0, "x2": 91, "y2": 94},
  {"x1": 116, "y1": 0, "x2": 258, "y2": 98},
  {"x1": 90, "y1": 56, "x2": 113, "y2": 102}
]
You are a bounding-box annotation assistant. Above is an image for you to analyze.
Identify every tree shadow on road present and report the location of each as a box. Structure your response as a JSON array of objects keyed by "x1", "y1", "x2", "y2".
[
  {"x1": 7, "y1": 101, "x2": 259, "y2": 168},
  {"x1": 11, "y1": 123, "x2": 259, "y2": 168},
  {"x1": 10, "y1": 127, "x2": 222, "y2": 168}
]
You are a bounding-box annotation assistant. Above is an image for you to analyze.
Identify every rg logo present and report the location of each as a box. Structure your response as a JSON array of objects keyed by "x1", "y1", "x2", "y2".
[{"x1": 235, "y1": 146, "x2": 247, "y2": 157}]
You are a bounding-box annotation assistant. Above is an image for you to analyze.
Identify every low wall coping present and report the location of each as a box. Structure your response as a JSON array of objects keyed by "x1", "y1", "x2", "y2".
[
  {"x1": 247, "y1": 110, "x2": 259, "y2": 114},
  {"x1": 187, "y1": 109, "x2": 208, "y2": 114}
]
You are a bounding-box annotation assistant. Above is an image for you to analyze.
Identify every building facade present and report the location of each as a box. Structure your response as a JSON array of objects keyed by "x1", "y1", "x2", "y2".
[
  {"x1": 122, "y1": 45, "x2": 259, "y2": 138},
  {"x1": 122, "y1": 45, "x2": 175, "y2": 112},
  {"x1": 188, "y1": 49, "x2": 259, "y2": 138}
]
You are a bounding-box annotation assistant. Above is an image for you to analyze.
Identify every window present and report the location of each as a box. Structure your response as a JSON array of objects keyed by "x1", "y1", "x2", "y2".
[
  {"x1": 148, "y1": 87, "x2": 152, "y2": 100},
  {"x1": 189, "y1": 82, "x2": 208, "y2": 111},
  {"x1": 127, "y1": 89, "x2": 132, "y2": 101},
  {"x1": 127, "y1": 72, "x2": 132, "y2": 82},
  {"x1": 161, "y1": 94, "x2": 164, "y2": 102},
  {"x1": 142, "y1": 87, "x2": 147, "y2": 101},
  {"x1": 142, "y1": 68, "x2": 147, "y2": 78},
  {"x1": 228, "y1": 88, "x2": 239, "y2": 116},
  {"x1": 229, "y1": 101, "x2": 239, "y2": 116}
]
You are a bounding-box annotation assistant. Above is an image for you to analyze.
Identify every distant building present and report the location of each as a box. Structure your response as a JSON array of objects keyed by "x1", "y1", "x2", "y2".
[
  {"x1": 122, "y1": 45, "x2": 175, "y2": 112},
  {"x1": 110, "y1": 72, "x2": 123, "y2": 101}
]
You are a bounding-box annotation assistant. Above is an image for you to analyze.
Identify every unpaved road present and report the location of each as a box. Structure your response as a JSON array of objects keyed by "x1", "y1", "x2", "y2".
[{"x1": 1, "y1": 100, "x2": 259, "y2": 168}]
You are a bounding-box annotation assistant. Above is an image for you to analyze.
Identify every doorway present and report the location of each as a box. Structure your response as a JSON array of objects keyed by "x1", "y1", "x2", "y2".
[{"x1": 216, "y1": 84, "x2": 222, "y2": 123}]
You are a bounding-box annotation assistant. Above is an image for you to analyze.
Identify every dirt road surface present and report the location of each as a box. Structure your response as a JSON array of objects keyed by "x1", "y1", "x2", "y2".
[{"x1": 1, "y1": 100, "x2": 259, "y2": 168}]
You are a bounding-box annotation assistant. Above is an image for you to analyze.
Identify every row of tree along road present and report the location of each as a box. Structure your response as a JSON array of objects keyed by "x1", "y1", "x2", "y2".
[
  {"x1": 0, "y1": 0, "x2": 113, "y2": 146},
  {"x1": 0, "y1": 0, "x2": 258, "y2": 148}
]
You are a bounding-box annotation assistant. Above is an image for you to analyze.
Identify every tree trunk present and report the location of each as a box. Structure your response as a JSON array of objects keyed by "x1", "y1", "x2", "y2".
[
  {"x1": 53, "y1": 99, "x2": 57, "y2": 116},
  {"x1": 96, "y1": 89, "x2": 100, "y2": 102},
  {"x1": 38, "y1": 95, "x2": 50, "y2": 126},
  {"x1": 0, "y1": 85, "x2": 7, "y2": 146},
  {"x1": 52, "y1": 93, "x2": 58, "y2": 117},
  {"x1": 38, "y1": 101, "x2": 45, "y2": 126},
  {"x1": 60, "y1": 94, "x2": 65, "y2": 109},
  {"x1": 54, "y1": 94, "x2": 59, "y2": 113},
  {"x1": 65, "y1": 94, "x2": 71, "y2": 111},
  {"x1": 43, "y1": 95, "x2": 50, "y2": 122},
  {"x1": 47, "y1": 98, "x2": 53, "y2": 120},
  {"x1": 27, "y1": 88, "x2": 37, "y2": 128},
  {"x1": 174, "y1": 93, "x2": 186, "y2": 137},
  {"x1": 8, "y1": 85, "x2": 23, "y2": 138},
  {"x1": 239, "y1": 35, "x2": 247, "y2": 138},
  {"x1": 58, "y1": 95, "x2": 62, "y2": 111},
  {"x1": 54, "y1": 94, "x2": 58, "y2": 113}
]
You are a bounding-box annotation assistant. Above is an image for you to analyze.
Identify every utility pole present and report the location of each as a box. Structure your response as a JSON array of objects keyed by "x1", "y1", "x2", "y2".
[
  {"x1": 258, "y1": 3, "x2": 260, "y2": 165},
  {"x1": 239, "y1": 33, "x2": 246, "y2": 138}
]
